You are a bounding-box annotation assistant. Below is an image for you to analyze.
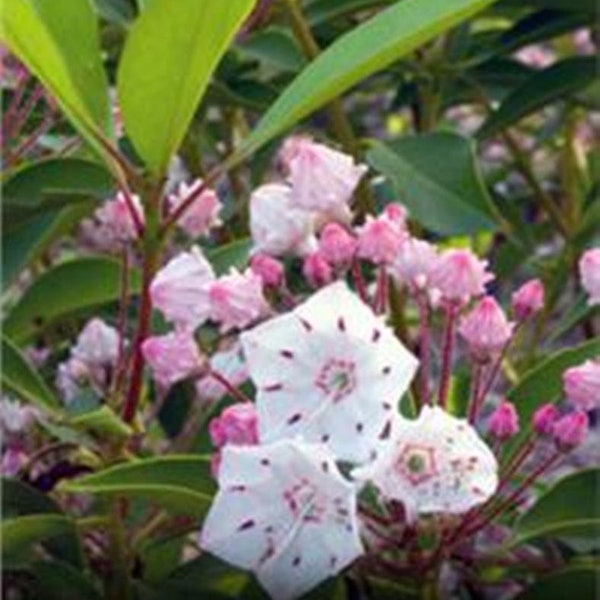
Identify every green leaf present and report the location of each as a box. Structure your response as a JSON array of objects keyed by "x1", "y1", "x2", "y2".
[
  {"x1": 2, "y1": 336, "x2": 60, "y2": 410},
  {"x1": 69, "y1": 405, "x2": 133, "y2": 438},
  {"x1": 2, "y1": 515, "x2": 79, "y2": 565},
  {"x1": 306, "y1": 0, "x2": 395, "y2": 26},
  {"x1": 507, "y1": 338, "x2": 600, "y2": 423},
  {"x1": 2, "y1": 479, "x2": 83, "y2": 568},
  {"x1": 28, "y1": 560, "x2": 103, "y2": 600},
  {"x1": 4, "y1": 256, "x2": 141, "y2": 345},
  {"x1": 515, "y1": 469, "x2": 600, "y2": 544},
  {"x1": 513, "y1": 567, "x2": 599, "y2": 600},
  {"x1": 367, "y1": 134, "x2": 498, "y2": 235},
  {"x1": 501, "y1": 0, "x2": 596, "y2": 15},
  {"x1": 478, "y1": 57, "x2": 596, "y2": 139},
  {"x1": 3, "y1": 203, "x2": 96, "y2": 289},
  {"x1": 117, "y1": 0, "x2": 256, "y2": 174},
  {"x1": 62, "y1": 455, "x2": 216, "y2": 516},
  {"x1": 2, "y1": 0, "x2": 113, "y2": 156},
  {"x1": 240, "y1": 27, "x2": 307, "y2": 72},
  {"x1": 206, "y1": 238, "x2": 252, "y2": 275},
  {"x1": 3, "y1": 158, "x2": 114, "y2": 229},
  {"x1": 231, "y1": 0, "x2": 498, "y2": 164}
]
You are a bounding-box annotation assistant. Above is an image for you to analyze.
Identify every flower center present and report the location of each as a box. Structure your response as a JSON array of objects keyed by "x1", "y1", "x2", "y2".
[
  {"x1": 396, "y1": 444, "x2": 438, "y2": 486},
  {"x1": 315, "y1": 359, "x2": 356, "y2": 402}
]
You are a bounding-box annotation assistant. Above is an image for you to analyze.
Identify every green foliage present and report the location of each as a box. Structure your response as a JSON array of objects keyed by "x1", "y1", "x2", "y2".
[
  {"x1": 2, "y1": 336, "x2": 61, "y2": 410},
  {"x1": 2, "y1": 0, "x2": 113, "y2": 158},
  {"x1": 367, "y1": 134, "x2": 499, "y2": 235},
  {"x1": 117, "y1": 0, "x2": 257, "y2": 175},
  {"x1": 478, "y1": 56, "x2": 596, "y2": 139},
  {"x1": 515, "y1": 469, "x2": 600, "y2": 543},
  {"x1": 513, "y1": 567, "x2": 600, "y2": 600},
  {"x1": 62, "y1": 455, "x2": 216, "y2": 516},
  {"x1": 232, "y1": 0, "x2": 498, "y2": 163},
  {"x1": 4, "y1": 257, "x2": 141, "y2": 344}
]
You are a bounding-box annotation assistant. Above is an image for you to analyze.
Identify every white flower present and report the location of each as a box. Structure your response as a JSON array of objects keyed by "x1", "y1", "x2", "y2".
[
  {"x1": 150, "y1": 246, "x2": 215, "y2": 330},
  {"x1": 201, "y1": 439, "x2": 363, "y2": 600},
  {"x1": 250, "y1": 183, "x2": 317, "y2": 257},
  {"x1": 353, "y1": 406, "x2": 498, "y2": 523},
  {"x1": 240, "y1": 282, "x2": 418, "y2": 464},
  {"x1": 72, "y1": 318, "x2": 120, "y2": 367},
  {"x1": 0, "y1": 397, "x2": 38, "y2": 435}
]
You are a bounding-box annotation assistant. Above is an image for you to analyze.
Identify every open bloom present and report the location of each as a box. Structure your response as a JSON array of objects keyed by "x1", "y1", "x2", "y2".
[
  {"x1": 150, "y1": 247, "x2": 215, "y2": 330},
  {"x1": 209, "y1": 269, "x2": 269, "y2": 333},
  {"x1": 579, "y1": 248, "x2": 600, "y2": 305},
  {"x1": 201, "y1": 439, "x2": 363, "y2": 600},
  {"x1": 353, "y1": 406, "x2": 498, "y2": 523},
  {"x1": 458, "y1": 297, "x2": 514, "y2": 361},
  {"x1": 141, "y1": 331, "x2": 202, "y2": 389},
  {"x1": 430, "y1": 249, "x2": 493, "y2": 304},
  {"x1": 240, "y1": 282, "x2": 418, "y2": 464},
  {"x1": 72, "y1": 318, "x2": 120, "y2": 367},
  {"x1": 250, "y1": 183, "x2": 316, "y2": 257},
  {"x1": 563, "y1": 359, "x2": 600, "y2": 411},
  {"x1": 168, "y1": 179, "x2": 222, "y2": 238},
  {"x1": 285, "y1": 137, "x2": 367, "y2": 222}
]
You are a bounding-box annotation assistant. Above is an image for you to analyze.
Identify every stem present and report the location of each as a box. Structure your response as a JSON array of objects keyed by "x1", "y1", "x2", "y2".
[
  {"x1": 438, "y1": 304, "x2": 458, "y2": 408},
  {"x1": 466, "y1": 363, "x2": 485, "y2": 424},
  {"x1": 105, "y1": 500, "x2": 132, "y2": 600},
  {"x1": 208, "y1": 369, "x2": 252, "y2": 404},
  {"x1": 351, "y1": 259, "x2": 369, "y2": 302},
  {"x1": 112, "y1": 248, "x2": 131, "y2": 398},
  {"x1": 417, "y1": 294, "x2": 432, "y2": 406},
  {"x1": 282, "y1": 0, "x2": 375, "y2": 216}
]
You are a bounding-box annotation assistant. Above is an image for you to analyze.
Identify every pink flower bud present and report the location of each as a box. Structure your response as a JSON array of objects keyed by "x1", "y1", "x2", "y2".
[
  {"x1": 430, "y1": 249, "x2": 494, "y2": 304},
  {"x1": 458, "y1": 296, "x2": 514, "y2": 361},
  {"x1": 356, "y1": 214, "x2": 405, "y2": 265},
  {"x1": 72, "y1": 318, "x2": 120, "y2": 367},
  {"x1": 390, "y1": 237, "x2": 439, "y2": 292},
  {"x1": 552, "y1": 410, "x2": 589, "y2": 451},
  {"x1": 563, "y1": 360, "x2": 600, "y2": 411},
  {"x1": 511, "y1": 279, "x2": 545, "y2": 320},
  {"x1": 285, "y1": 137, "x2": 367, "y2": 219},
  {"x1": 303, "y1": 252, "x2": 333, "y2": 288},
  {"x1": 168, "y1": 180, "x2": 222, "y2": 238},
  {"x1": 209, "y1": 403, "x2": 259, "y2": 448},
  {"x1": 579, "y1": 248, "x2": 600, "y2": 306},
  {"x1": 488, "y1": 401, "x2": 520, "y2": 440},
  {"x1": 150, "y1": 247, "x2": 215, "y2": 330},
  {"x1": 209, "y1": 269, "x2": 269, "y2": 332},
  {"x1": 141, "y1": 331, "x2": 202, "y2": 389},
  {"x1": 532, "y1": 403, "x2": 560, "y2": 436},
  {"x1": 94, "y1": 192, "x2": 144, "y2": 242},
  {"x1": 318, "y1": 223, "x2": 357, "y2": 267},
  {"x1": 250, "y1": 254, "x2": 285, "y2": 288},
  {"x1": 383, "y1": 203, "x2": 408, "y2": 226}
]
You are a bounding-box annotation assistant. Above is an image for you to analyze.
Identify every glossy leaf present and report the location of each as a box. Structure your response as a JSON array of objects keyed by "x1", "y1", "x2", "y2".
[
  {"x1": 28, "y1": 560, "x2": 103, "y2": 600},
  {"x1": 507, "y1": 338, "x2": 600, "y2": 423},
  {"x1": 240, "y1": 27, "x2": 306, "y2": 72},
  {"x1": 3, "y1": 158, "x2": 114, "y2": 229},
  {"x1": 117, "y1": 0, "x2": 256, "y2": 174},
  {"x1": 367, "y1": 134, "x2": 498, "y2": 235},
  {"x1": 306, "y1": 0, "x2": 395, "y2": 26},
  {"x1": 231, "y1": 0, "x2": 498, "y2": 164},
  {"x1": 206, "y1": 238, "x2": 252, "y2": 275},
  {"x1": 2, "y1": 0, "x2": 113, "y2": 155},
  {"x1": 2, "y1": 336, "x2": 60, "y2": 410},
  {"x1": 515, "y1": 469, "x2": 600, "y2": 543},
  {"x1": 62, "y1": 455, "x2": 216, "y2": 516},
  {"x1": 4, "y1": 257, "x2": 141, "y2": 345},
  {"x1": 2, "y1": 515, "x2": 79, "y2": 564},
  {"x1": 513, "y1": 567, "x2": 599, "y2": 600},
  {"x1": 69, "y1": 405, "x2": 133, "y2": 438},
  {"x1": 2, "y1": 479, "x2": 83, "y2": 567},
  {"x1": 478, "y1": 57, "x2": 596, "y2": 139}
]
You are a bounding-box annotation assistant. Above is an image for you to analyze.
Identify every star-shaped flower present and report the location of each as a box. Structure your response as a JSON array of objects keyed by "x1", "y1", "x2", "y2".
[
  {"x1": 240, "y1": 282, "x2": 418, "y2": 464},
  {"x1": 353, "y1": 406, "x2": 498, "y2": 523},
  {"x1": 201, "y1": 439, "x2": 363, "y2": 600}
]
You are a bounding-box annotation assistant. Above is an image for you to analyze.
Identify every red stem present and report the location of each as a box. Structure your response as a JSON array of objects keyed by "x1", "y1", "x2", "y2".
[
  {"x1": 2, "y1": 70, "x2": 30, "y2": 136},
  {"x1": 466, "y1": 363, "x2": 485, "y2": 423},
  {"x1": 208, "y1": 370, "x2": 252, "y2": 404},
  {"x1": 417, "y1": 294, "x2": 431, "y2": 406},
  {"x1": 113, "y1": 248, "x2": 131, "y2": 396},
  {"x1": 438, "y1": 304, "x2": 458, "y2": 408},
  {"x1": 351, "y1": 259, "x2": 368, "y2": 303}
]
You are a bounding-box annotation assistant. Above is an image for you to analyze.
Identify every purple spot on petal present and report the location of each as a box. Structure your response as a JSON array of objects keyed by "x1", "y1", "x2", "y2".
[
  {"x1": 356, "y1": 423, "x2": 364, "y2": 433},
  {"x1": 379, "y1": 420, "x2": 392, "y2": 440},
  {"x1": 261, "y1": 458, "x2": 270, "y2": 466},
  {"x1": 238, "y1": 519, "x2": 255, "y2": 531},
  {"x1": 372, "y1": 329, "x2": 381, "y2": 342},
  {"x1": 287, "y1": 413, "x2": 302, "y2": 425},
  {"x1": 382, "y1": 366, "x2": 391, "y2": 375},
  {"x1": 337, "y1": 317, "x2": 346, "y2": 332},
  {"x1": 293, "y1": 556, "x2": 301, "y2": 567},
  {"x1": 300, "y1": 318, "x2": 313, "y2": 332},
  {"x1": 280, "y1": 350, "x2": 294, "y2": 359},
  {"x1": 382, "y1": 402, "x2": 392, "y2": 411},
  {"x1": 264, "y1": 383, "x2": 283, "y2": 392}
]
